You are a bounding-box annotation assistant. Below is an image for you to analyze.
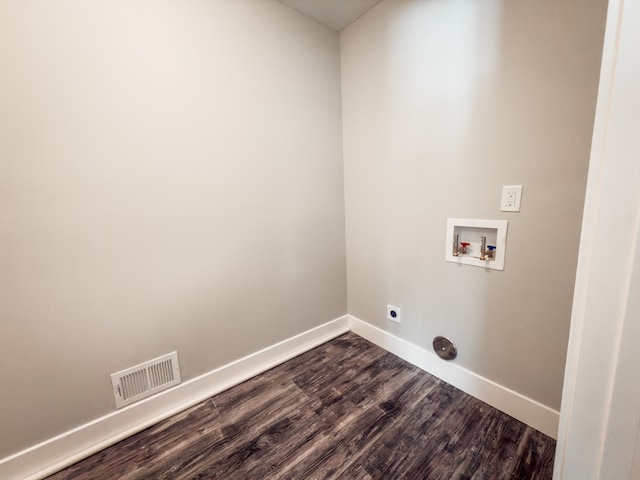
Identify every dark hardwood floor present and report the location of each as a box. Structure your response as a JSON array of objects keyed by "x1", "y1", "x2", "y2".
[{"x1": 47, "y1": 333, "x2": 555, "y2": 479}]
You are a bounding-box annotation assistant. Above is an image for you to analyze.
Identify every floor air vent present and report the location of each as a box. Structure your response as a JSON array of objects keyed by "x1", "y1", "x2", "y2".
[{"x1": 111, "y1": 351, "x2": 181, "y2": 408}]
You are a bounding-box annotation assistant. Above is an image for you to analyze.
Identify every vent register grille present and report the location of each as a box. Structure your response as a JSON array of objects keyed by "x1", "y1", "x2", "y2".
[{"x1": 110, "y1": 352, "x2": 181, "y2": 408}]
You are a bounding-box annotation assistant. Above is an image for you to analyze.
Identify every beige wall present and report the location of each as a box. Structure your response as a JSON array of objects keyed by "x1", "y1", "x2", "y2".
[
  {"x1": 0, "y1": 0, "x2": 346, "y2": 458},
  {"x1": 0, "y1": 0, "x2": 609, "y2": 463},
  {"x1": 341, "y1": 0, "x2": 606, "y2": 410}
]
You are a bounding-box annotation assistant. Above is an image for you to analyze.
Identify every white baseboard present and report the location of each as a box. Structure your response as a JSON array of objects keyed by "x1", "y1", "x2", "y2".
[
  {"x1": 348, "y1": 315, "x2": 560, "y2": 439},
  {"x1": 1, "y1": 314, "x2": 559, "y2": 479},
  {"x1": 0, "y1": 316, "x2": 350, "y2": 480}
]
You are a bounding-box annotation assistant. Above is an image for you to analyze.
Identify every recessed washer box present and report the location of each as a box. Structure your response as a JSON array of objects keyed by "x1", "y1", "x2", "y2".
[{"x1": 445, "y1": 218, "x2": 508, "y2": 271}]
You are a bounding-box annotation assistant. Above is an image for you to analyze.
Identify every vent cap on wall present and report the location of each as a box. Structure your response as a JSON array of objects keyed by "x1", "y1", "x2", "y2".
[{"x1": 110, "y1": 351, "x2": 181, "y2": 408}]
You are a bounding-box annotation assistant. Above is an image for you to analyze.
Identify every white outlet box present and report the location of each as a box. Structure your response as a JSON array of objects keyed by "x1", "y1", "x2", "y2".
[
  {"x1": 445, "y1": 218, "x2": 508, "y2": 271},
  {"x1": 387, "y1": 304, "x2": 401, "y2": 323},
  {"x1": 501, "y1": 185, "x2": 523, "y2": 212}
]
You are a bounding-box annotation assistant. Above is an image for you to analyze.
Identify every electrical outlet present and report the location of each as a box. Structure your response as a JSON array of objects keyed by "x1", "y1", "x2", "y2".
[
  {"x1": 387, "y1": 304, "x2": 401, "y2": 323},
  {"x1": 501, "y1": 185, "x2": 523, "y2": 212}
]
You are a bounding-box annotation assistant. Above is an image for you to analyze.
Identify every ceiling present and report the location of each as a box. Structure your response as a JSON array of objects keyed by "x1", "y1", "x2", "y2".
[{"x1": 277, "y1": 0, "x2": 384, "y2": 31}]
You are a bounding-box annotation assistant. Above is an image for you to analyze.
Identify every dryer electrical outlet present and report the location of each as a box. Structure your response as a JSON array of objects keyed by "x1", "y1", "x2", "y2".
[{"x1": 387, "y1": 304, "x2": 401, "y2": 323}]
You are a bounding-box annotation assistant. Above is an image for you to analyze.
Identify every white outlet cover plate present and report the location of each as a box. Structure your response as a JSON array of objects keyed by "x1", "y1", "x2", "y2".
[
  {"x1": 387, "y1": 304, "x2": 401, "y2": 323},
  {"x1": 501, "y1": 185, "x2": 523, "y2": 212}
]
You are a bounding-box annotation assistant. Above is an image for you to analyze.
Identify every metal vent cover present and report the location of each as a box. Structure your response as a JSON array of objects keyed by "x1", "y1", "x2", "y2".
[
  {"x1": 110, "y1": 351, "x2": 181, "y2": 408},
  {"x1": 433, "y1": 336, "x2": 457, "y2": 360}
]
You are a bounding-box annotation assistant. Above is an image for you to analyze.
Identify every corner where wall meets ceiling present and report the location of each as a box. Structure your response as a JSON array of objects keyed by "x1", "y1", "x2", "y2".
[{"x1": 277, "y1": 0, "x2": 384, "y2": 31}]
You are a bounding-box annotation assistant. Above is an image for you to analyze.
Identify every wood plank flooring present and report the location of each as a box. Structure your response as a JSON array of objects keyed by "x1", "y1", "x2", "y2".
[{"x1": 46, "y1": 333, "x2": 555, "y2": 479}]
